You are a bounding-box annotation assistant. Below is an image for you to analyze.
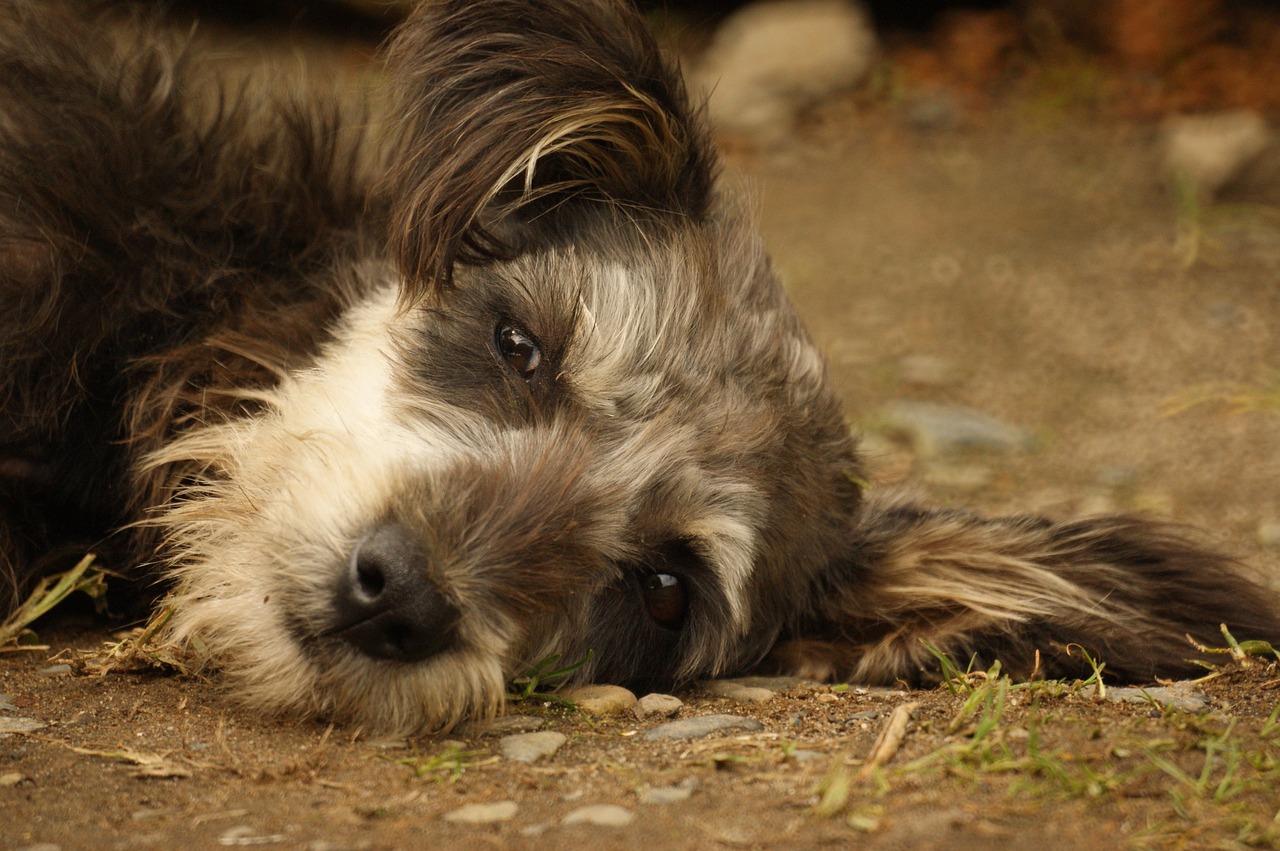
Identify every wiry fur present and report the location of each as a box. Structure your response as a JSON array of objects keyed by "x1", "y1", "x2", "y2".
[{"x1": 2, "y1": 0, "x2": 1278, "y2": 734}]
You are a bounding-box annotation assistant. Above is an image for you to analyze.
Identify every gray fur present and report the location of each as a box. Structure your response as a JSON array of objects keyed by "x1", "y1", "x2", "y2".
[{"x1": 1, "y1": 0, "x2": 1276, "y2": 734}]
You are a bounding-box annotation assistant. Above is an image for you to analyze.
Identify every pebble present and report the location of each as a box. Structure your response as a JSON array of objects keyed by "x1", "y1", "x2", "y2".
[
  {"x1": 561, "y1": 804, "x2": 636, "y2": 827},
  {"x1": 443, "y1": 801, "x2": 519, "y2": 824},
  {"x1": 641, "y1": 714, "x2": 764, "y2": 742},
  {"x1": 1164, "y1": 110, "x2": 1271, "y2": 199},
  {"x1": 1105, "y1": 685, "x2": 1210, "y2": 714},
  {"x1": 633, "y1": 693, "x2": 683, "y2": 720},
  {"x1": 875, "y1": 401, "x2": 1035, "y2": 457},
  {"x1": 36, "y1": 664, "x2": 71, "y2": 677},
  {"x1": 693, "y1": 0, "x2": 876, "y2": 141},
  {"x1": 702, "y1": 681, "x2": 775, "y2": 704},
  {"x1": 564, "y1": 684, "x2": 637, "y2": 716},
  {"x1": 1, "y1": 772, "x2": 26, "y2": 786},
  {"x1": 456, "y1": 714, "x2": 545, "y2": 737},
  {"x1": 0, "y1": 717, "x2": 46, "y2": 735},
  {"x1": 638, "y1": 778, "x2": 698, "y2": 805},
  {"x1": 898, "y1": 354, "x2": 956, "y2": 387},
  {"x1": 499, "y1": 731, "x2": 566, "y2": 763}
]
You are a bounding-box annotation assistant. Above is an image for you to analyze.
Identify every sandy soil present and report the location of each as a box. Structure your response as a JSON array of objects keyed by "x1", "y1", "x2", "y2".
[{"x1": 4, "y1": 17, "x2": 1280, "y2": 851}]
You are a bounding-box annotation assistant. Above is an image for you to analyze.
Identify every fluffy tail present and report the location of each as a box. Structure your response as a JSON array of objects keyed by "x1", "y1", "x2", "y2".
[{"x1": 768, "y1": 493, "x2": 1280, "y2": 685}]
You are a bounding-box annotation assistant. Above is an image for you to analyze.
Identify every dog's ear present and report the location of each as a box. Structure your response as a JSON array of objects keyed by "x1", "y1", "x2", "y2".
[
  {"x1": 383, "y1": 0, "x2": 715, "y2": 297},
  {"x1": 764, "y1": 495, "x2": 1280, "y2": 685}
]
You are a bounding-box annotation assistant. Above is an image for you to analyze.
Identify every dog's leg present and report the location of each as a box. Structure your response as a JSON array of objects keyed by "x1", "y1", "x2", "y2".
[{"x1": 767, "y1": 492, "x2": 1280, "y2": 684}]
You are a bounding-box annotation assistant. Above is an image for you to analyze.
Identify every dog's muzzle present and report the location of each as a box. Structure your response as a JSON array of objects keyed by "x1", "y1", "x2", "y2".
[{"x1": 329, "y1": 523, "x2": 460, "y2": 663}]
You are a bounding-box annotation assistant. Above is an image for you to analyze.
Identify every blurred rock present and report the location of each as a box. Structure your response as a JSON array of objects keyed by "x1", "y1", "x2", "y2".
[
  {"x1": 702, "y1": 680, "x2": 775, "y2": 704},
  {"x1": 562, "y1": 804, "x2": 636, "y2": 827},
  {"x1": 692, "y1": 0, "x2": 876, "y2": 142},
  {"x1": 500, "y1": 731, "x2": 566, "y2": 763},
  {"x1": 898, "y1": 354, "x2": 956, "y2": 388},
  {"x1": 875, "y1": 401, "x2": 1035, "y2": 457},
  {"x1": 633, "y1": 693, "x2": 683, "y2": 720},
  {"x1": 443, "y1": 801, "x2": 519, "y2": 824},
  {"x1": 1106, "y1": 684, "x2": 1209, "y2": 713},
  {"x1": 564, "y1": 684, "x2": 637, "y2": 716},
  {"x1": 642, "y1": 714, "x2": 763, "y2": 741},
  {"x1": 1164, "y1": 110, "x2": 1271, "y2": 198}
]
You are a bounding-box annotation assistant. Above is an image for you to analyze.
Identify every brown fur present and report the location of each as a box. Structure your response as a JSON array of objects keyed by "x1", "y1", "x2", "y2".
[{"x1": 1, "y1": 0, "x2": 1277, "y2": 733}]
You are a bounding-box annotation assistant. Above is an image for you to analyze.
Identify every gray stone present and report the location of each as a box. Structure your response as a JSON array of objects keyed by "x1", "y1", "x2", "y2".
[
  {"x1": 633, "y1": 693, "x2": 683, "y2": 720},
  {"x1": 0, "y1": 717, "x2": 46, "y2": 735},
  {"x1": 443, "y1": 801, "x2": 519, "y2": 824},
  {"x1": 562, "y1": 804, "x2": 636, "y2": 827},
  {"x1": 1106, "y1": 685, "x2": 1210, "y2": 714},
  {"x1": 499, "y1": 731, "x2": 566, "y2": 763},
  {"x1": 638, "y1": 778, "x2": 698, "y2": 805},
  {"x1": 693, "y1": 0, "x2": 876, "y2": 140},
  {"x1": 564, "y1": 684, "x2": 637, "y2": 716},
  {"x1": 702, "y1": 680, "x2": 775, "y2": 704},
  {"x1": 641, "y1": 714, "x2": 764, "y2": 741},
  {"x1": 876, "y1": 401, "x2": 1035, "y2": 457},
  {"x1": 456, "y1": 714, "x2": 545, "y2": 737}
]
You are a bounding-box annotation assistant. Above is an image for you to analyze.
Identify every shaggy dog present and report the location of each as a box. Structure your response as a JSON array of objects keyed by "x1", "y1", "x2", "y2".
[{"x1": 2, "y1": 0, "x2": 1278, "y2": 733}]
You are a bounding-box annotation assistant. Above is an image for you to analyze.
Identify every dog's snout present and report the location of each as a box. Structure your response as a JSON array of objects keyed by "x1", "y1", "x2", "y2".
[{"x1": 332, "y1": 523, "x2": 459, "y2": 663}]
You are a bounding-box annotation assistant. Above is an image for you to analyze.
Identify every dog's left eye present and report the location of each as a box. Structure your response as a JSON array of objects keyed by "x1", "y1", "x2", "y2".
[
  {"x1": 495, "y1": 323, "x2": 542, "y2": 379},
  {"x1": 642, "y1": 572, "x2": 687, "y2": 630}
]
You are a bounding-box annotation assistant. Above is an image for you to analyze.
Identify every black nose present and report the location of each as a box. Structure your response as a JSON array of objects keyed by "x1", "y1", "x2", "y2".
[{"x1": 331, "y1": 522, "x2": 459, "y2": 663}]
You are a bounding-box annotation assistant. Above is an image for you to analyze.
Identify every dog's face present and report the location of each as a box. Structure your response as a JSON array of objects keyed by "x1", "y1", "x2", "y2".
[{"x1": 154, "y1": 0, "x2": 862, "y2": 733}]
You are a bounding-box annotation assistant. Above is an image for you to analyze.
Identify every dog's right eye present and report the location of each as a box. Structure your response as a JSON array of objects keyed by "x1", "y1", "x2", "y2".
[
  {"x1": 642, "y1": 572, "x2": 688, "y2": 630},
  {"x1": 495, "y1": 323, "x2": 542, "y2": 380}
]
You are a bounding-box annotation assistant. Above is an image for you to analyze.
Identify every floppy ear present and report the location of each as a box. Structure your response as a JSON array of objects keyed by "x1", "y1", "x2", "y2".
[
  {"x1": 383, "y1": 0, "x2": 715, "y2": 297},
  {"x1": 765, "y1": 493, "x2": 1280, "y2": 685}
]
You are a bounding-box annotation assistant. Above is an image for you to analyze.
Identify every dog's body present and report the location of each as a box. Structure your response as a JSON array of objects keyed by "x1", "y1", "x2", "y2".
[{"x1": 2, "y1": 0, "x2": 1277, "y2": 733}]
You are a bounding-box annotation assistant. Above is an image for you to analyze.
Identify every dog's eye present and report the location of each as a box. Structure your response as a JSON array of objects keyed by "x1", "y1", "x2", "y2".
[
  {"x1": 642, "y1": 572, "x2": 687, "y2": 630},
  {"x1": 495, "y1": 323, "x2": 542, "y2": 379}
]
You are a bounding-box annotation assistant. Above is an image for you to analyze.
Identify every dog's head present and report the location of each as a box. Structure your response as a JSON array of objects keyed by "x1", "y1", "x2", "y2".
[{"x1": 156, "y1": 0, "x2": 863, "y2": 733}]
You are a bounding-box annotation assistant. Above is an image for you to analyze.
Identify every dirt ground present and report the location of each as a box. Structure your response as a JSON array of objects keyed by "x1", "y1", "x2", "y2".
[{"x1": 5, "y1": 12, "x2": 1280, "y2": 851}]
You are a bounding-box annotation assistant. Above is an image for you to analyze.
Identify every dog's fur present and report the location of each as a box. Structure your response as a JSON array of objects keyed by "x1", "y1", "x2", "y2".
[{"x1": 2, "y1": 0, "x2": 1278, "y2": 734}]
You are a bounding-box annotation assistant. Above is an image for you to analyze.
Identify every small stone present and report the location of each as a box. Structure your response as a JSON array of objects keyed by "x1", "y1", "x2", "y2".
[
  {"x1": 564, "y1": 684, "x2": 637, "y2": 716},
  {"x1": 0, "y1": 771, "x2": 26, "y2": 786},
  {"x1": 702, "y1": 681, "x2": 775, "y2": 704},
  {"x1": 1106, "y1": 685, "x2": 1209, "y2": 714},
  {"x1": 875, "y1": 401, "x2": 1035, "y2": 457},
  {"x1": 1165, "y1": 110, "x2": 1271, "y2": 199},
  {"x1": 693, "y1": 0, "x2": 876, "y2": 141},
  {"x1": 0, "y1": 717, "x2": 46, "y2": 735},
  {"x1": 562, "y1": 804, "x2": 636, "y2": 827},
  {"x1": 455, "y1": 714, "x2": 546, "y2": 737},
  {"x1": 638, "y1": 778, "x2": 698, "y2": 805},
  {"x1": 443, "y1": 801, "x2": 519, "y2": 824},
  {"x1": 641, "y1": 714, "x2": 764, "y2": 742},
  {"x1": 218, "y1": 826, "x2": 288, "y2": 846},
  {"x1": 898, "y1": 354, "x2": 956, "y2": 387},
  {"x1": 36, "y1": 664, "x2": 70, "y2": 677},
  {"x1": 633, "y1": 693, "x2": 683, "y2": 720},
  {"x1": 499, "y1": 731, "x2": 566, "y2": 764}
]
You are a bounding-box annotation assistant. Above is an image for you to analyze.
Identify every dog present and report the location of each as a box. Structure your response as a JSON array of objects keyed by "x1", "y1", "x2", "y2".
[{"x1": 2, "y1": 0, "x2": 1277, "y2": 734}]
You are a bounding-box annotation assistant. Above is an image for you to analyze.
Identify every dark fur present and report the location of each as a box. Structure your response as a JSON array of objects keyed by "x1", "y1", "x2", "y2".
[{"x1": 1, "y1": 0, "x2": 1277, "y2": 729}]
